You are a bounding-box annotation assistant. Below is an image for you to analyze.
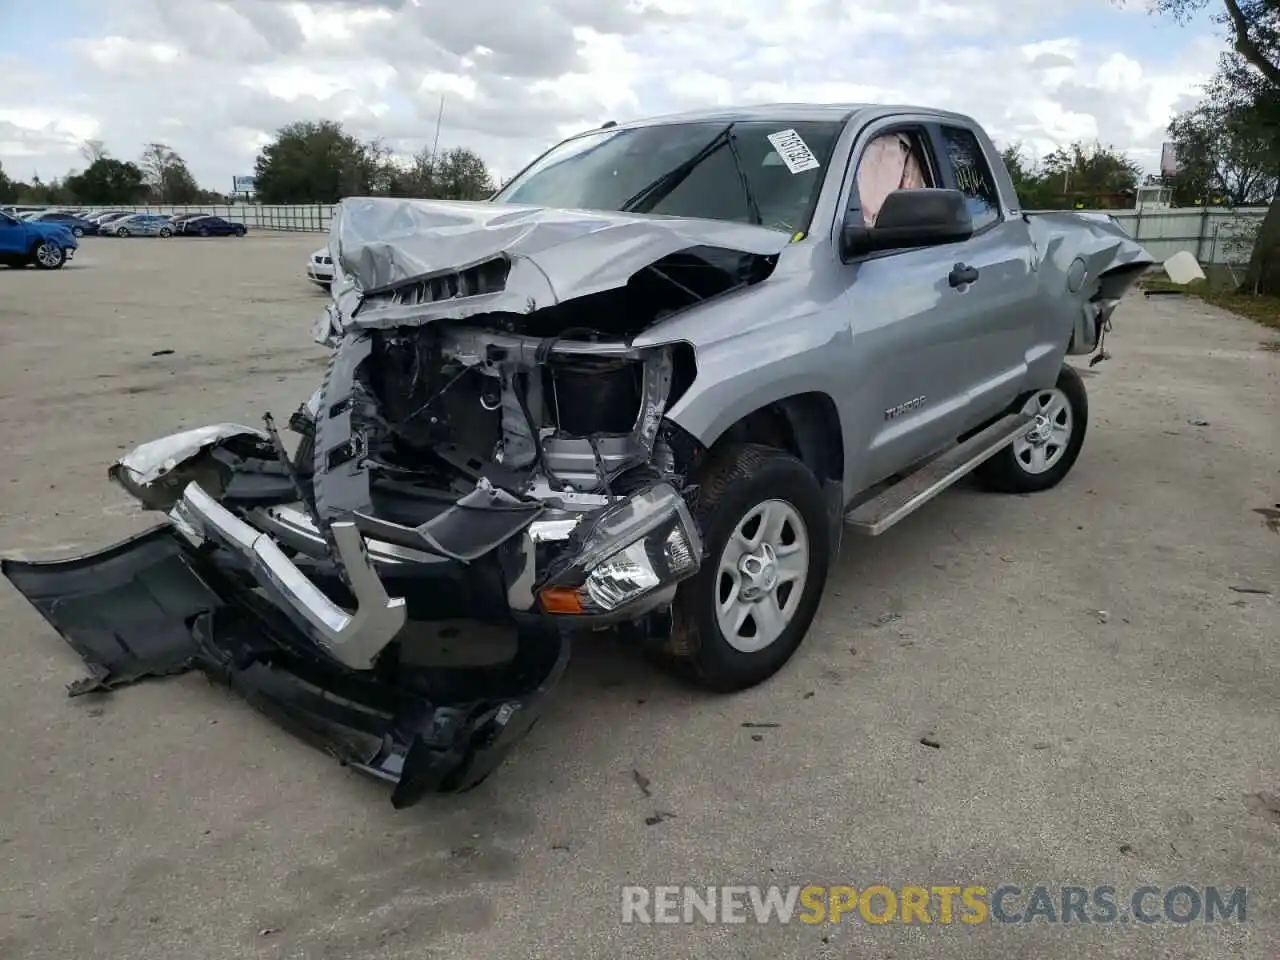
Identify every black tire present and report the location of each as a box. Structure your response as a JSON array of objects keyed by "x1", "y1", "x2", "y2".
[
  {"x1": 974, "y1": 363, "x2": 1089, "y2": 493},
  {"x1": 234, "y1": 226, "x2": 246, "y2": 237},
  {"x1": 159, "y1": 227, "x2": 172, "y2": 238},
  {"x1": 72, "y1": 226, "x2": 84, "y2": 237},
  {"x1": 117, "y1": 227, "x2": 130, "y2": 238},
  {"x1": 32, "y1": 241, "x2": 66, "y2": 270},
  {"x1": 660, "y1": 443, "x2": 831, "y2": 692},
  {"x1": 198, "y1": 227, "x2": 210, "y2": 237}
]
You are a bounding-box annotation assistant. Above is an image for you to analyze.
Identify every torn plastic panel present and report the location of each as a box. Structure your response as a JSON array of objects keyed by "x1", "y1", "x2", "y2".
[{"x1": 0, "y1": 527, "x2": 568, "y2": 806}]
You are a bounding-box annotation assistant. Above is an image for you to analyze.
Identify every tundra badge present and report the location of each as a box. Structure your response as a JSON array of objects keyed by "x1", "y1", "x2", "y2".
[{"x1": 884, "y1": 396, "x2": 926, "y2": 420}]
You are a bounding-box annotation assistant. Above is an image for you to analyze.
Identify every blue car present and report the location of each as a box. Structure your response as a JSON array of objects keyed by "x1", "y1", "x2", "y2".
[
  {"x1": 0, "y1": 209, "x2": 78, "y2": 269},
  {"x1": 177, "y1": 215, "x2": 247, "y2": 237},
  {"x1": 24, "y1": 211, "x2": 100, "y2": 237}
]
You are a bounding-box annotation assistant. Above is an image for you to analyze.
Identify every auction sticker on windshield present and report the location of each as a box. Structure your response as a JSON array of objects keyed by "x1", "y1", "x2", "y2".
[{"x1": 767, "y1": 129, "x2": 820, "y2": 174}]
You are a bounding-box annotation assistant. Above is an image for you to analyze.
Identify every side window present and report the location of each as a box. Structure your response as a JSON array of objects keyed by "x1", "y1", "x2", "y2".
[
  {"x1": 938, "y1": 126, "x2": 1001, "y2": 231},
  {"x1": 853, "y1": 129, "x2": 935, "y2": 227}
]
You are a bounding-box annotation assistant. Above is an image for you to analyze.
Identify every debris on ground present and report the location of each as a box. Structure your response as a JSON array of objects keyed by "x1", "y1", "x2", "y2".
[
  {"x1": 741, "y1": 722, "x2": 781, "y2": 729},
  {"x1": 1187, "y1": 419, "x2": 1210, "y2": 427},
  {"x1": 919, "y1": 736, "x2": 941, "y2": 749},
  {"x1": 1229, "y1": 583, "x2": 1273, "y2": 595},
  {"x1": 150, "y1": 349, "x2": 175, "y2": 357},
  {"x1": 644, "y1": 811, "x2": 677, "y2": 826},
  {"x1": 873, "y1": 612, "x2": 903, "y2": 627},
  {"x1": 1092, "y1": 609, "x2": 1111, "y2": 624},
  {"x1": 632, "y1": 769, "x2": 652, "y2": 798}
]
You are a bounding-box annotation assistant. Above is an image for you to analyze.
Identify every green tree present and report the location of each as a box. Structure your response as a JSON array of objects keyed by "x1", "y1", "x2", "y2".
[
  {"x1": 64, "y1": 158, "x2": 147, "y2": 204},
  {"x1": 427, "y1": 146, "x2": 495, "y2": 200},
  {"x1": 253, "y1": 120, "x2": 381, "y2": 203},
  {"x1": 999, "y1": 143, "x2": 1068, "y2": 209},
  {"x1": 1167, "y1": 89, "x2": 1279, "y2": 205},
  {"x1": 1145, "y1": 0, "x2": 1280, "y2": 291},
  {"x1": 139, "y1": 142, "x2": 201, "y2": 203},
  {"x1": 373, "y1": 145, "x2": 496, "y2": 200},
  {"x1": 0, "y1": 160, "x2": 15, "y2": 204},
  {"x1": 1041, "y1": 141, "x2": 1141, "y2": 201}
]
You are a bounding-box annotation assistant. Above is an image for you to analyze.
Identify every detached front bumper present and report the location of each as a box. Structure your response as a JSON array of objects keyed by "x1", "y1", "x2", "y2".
[{"x1": 1, "y1": 522, "x2": 570, "y2": 807}]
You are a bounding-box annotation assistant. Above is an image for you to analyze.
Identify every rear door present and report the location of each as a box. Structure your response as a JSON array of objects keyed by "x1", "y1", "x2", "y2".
[{"x1": 925, "y1": 122, "x2": 1038, "y2": 423}]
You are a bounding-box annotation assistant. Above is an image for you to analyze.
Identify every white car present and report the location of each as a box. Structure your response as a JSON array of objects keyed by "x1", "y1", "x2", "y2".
[{"x1": 307, "y1": 248, "x2": 334, "y2": 288}]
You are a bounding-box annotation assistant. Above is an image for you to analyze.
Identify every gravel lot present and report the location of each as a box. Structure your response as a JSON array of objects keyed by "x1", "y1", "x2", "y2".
[{"x1": 1, "y1": 234, "x2": 1277, "y2": 959}]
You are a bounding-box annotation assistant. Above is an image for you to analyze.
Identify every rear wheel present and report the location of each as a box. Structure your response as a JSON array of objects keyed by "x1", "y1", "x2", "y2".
[
  {"x1": 974, "y1": 363, "x2": 1089, "y2": 493},
  {"x1": 234, "y1": 226, "x2": 246, "y2": 237},
  {"x1": 660, "y1": 444, "x2": 830, "y2": 692},
  {"x1": 159, "y1": 226, "x2": 172, "y2": 238},
  {"x1": 72, "y1": 226, "x2": 84, "y2": 237},
  {"x1": 117, "y1": 227, "x2": 131, "y2": 238},
  {"x1": 198, "y1": 227, "x2": 210, "y2": 237},
  {"x1": 32, "y1": 241, "x2": 66, "y2": 270}
]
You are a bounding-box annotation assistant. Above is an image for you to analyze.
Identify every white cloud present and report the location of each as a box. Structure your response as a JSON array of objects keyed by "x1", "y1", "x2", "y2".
[{"x1": 0, "y1": 0, "x2": 1224, "y2": 188}]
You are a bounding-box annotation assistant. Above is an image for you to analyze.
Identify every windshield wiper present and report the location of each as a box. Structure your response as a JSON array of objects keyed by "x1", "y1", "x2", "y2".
[
  {"x1": 619, "y1": 122, "x2": 735, "y2": 213},
  {"x1": 725, "y1": 129, "x2": 762, "y2": 225}
]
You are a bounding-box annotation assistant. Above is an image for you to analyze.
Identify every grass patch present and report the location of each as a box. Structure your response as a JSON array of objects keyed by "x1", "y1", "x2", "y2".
[{"x1": 1138, "y1": 271, "x2": 1280, "y2": 333}]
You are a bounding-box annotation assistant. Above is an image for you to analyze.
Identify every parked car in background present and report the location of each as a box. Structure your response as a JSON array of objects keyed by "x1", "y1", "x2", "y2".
[
  {"x1": 306, "y1": 247, "x2": 334, "y2": 288},
  {"x1": 25, "y1": 211, "x2": 100, "y2": 237},
  {"x1": 177, "y1": 215, "x2": 247, "y2": 237},
  {"x1": 89, "y1": 211, "x2": 135, "y2": 225},
  {"x1": 167, "y1": 212, "x2": 210, "y2": 230},
  {"x1": 0, "y1": 209, "x2": 78, "y2": 268},
  {"x1": 104, "y1": 214, "x2": 175, "y2": 238}
]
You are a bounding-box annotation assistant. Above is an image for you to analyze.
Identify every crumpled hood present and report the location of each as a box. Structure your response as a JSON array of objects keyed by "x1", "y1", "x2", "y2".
[{"x1": 328, "y1": 196, "x2": 792, "y2": 325}]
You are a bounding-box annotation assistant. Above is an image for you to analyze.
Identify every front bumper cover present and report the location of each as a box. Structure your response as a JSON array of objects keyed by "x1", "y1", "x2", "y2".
[{"x1": 1, "y1": 525, "x2": 569, "y2": 807}]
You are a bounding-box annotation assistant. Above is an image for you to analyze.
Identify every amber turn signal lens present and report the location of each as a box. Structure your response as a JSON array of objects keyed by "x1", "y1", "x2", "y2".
[{"x1": 539, "y1": 587, "x2": 584, "y2": 614}]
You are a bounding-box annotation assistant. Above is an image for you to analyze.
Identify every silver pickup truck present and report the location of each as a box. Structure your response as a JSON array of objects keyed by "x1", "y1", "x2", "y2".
[{"x1": 3, "y1": 103, "x2": 1152, "y2": 806}]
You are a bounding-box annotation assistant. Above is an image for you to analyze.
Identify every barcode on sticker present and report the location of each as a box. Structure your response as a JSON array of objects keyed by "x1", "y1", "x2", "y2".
[{"x1": 766, "y1": 129, "x2": 820, "y2": 174}]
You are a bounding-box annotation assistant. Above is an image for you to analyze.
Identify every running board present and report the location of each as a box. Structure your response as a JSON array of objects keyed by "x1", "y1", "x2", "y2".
[{"x1": 844, "y1": 413, "x2": 1035, "y2": 536}]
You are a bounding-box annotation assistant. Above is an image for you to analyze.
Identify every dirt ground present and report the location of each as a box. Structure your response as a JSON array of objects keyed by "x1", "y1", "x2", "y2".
[{"x1": 0, "y1": 235, "x2": 1277, "y2": 960}]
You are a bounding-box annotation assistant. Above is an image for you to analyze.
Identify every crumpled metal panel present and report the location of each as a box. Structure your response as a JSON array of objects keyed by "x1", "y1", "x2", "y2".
[
  {"x1": 327, "y1": 196, "x2": 793, "y2": 329},
  {"x1": 112, "y1": 423, "x2": 269, "y2": 485},
  {"x1": 1028, "y1": 212, "x2": 1154, "y2": 280}
]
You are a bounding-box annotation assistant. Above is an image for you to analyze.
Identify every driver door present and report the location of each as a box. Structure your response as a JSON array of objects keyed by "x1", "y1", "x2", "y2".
[{"x1": 0, "y1": 212, "x2": 25, "y2": 255}]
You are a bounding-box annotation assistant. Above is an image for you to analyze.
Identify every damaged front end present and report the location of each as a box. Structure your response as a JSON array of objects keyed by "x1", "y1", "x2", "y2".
[{"x1": 3, "y1": 197, "x2": 789, "y2": 806}]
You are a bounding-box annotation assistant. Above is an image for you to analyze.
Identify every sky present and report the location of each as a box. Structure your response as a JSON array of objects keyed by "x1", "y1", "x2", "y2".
[{"x1": 0, "y1": 0, "x2": 1227, "y2": 192}]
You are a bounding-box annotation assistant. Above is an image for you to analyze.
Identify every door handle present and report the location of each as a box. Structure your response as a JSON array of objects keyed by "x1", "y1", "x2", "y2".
[{"x1": 949, "y1": 262, "x2": 979, "y2": 288}]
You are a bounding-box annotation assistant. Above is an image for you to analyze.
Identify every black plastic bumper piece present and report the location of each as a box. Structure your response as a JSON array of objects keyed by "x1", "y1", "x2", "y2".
[{"x1": 1, "y1": 526, "x2": 569, "y2": 807}]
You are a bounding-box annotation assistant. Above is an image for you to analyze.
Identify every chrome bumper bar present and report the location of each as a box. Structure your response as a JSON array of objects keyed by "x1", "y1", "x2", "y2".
[{"x1": 173, "y1": 482, "x2": 406, "y2": 671}]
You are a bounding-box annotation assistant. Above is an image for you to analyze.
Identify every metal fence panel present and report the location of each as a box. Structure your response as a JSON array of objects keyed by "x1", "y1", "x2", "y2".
[{"x1": 8, "y1": 201, "x2": 1272, "y2": 262}]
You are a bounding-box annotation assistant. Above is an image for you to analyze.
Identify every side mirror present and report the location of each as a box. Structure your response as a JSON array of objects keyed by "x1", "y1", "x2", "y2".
[{"x1": 841, "y1": 188, "x2": 975, "y2": 259}]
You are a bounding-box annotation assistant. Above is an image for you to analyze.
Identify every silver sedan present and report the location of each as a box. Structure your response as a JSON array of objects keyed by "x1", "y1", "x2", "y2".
[{"x1": 105, "y1": 214, "x2": 175, "y2": 238}]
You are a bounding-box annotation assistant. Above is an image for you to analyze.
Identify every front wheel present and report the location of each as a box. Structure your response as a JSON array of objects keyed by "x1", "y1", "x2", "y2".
[
  {"x1": 974, "y1": 363, "x2": 1089, "y2": 493},
  {"x1": 159, "y1": 227, "x2": 172, "y2": 238},
  {"x1": 33, "y1": 241, "x2": 66, "y2": 270},
  {"x1": 661, "y1": 444, "x2": 831, "y2": 692},
  {"x1": 234, "y1": 227, "x2": 246, "y2": 237},
  {"x1": 117, "y1": 227, "x2": 131, "y2": 238},
  {"x1": 72, "y1": 226, "x2": 84, "y2": 237}
]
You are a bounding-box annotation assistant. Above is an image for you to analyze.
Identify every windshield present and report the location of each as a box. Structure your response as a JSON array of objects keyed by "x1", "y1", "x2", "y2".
[{"x1": 492, "y1": 119, "x2": 843, "y2": 235}]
